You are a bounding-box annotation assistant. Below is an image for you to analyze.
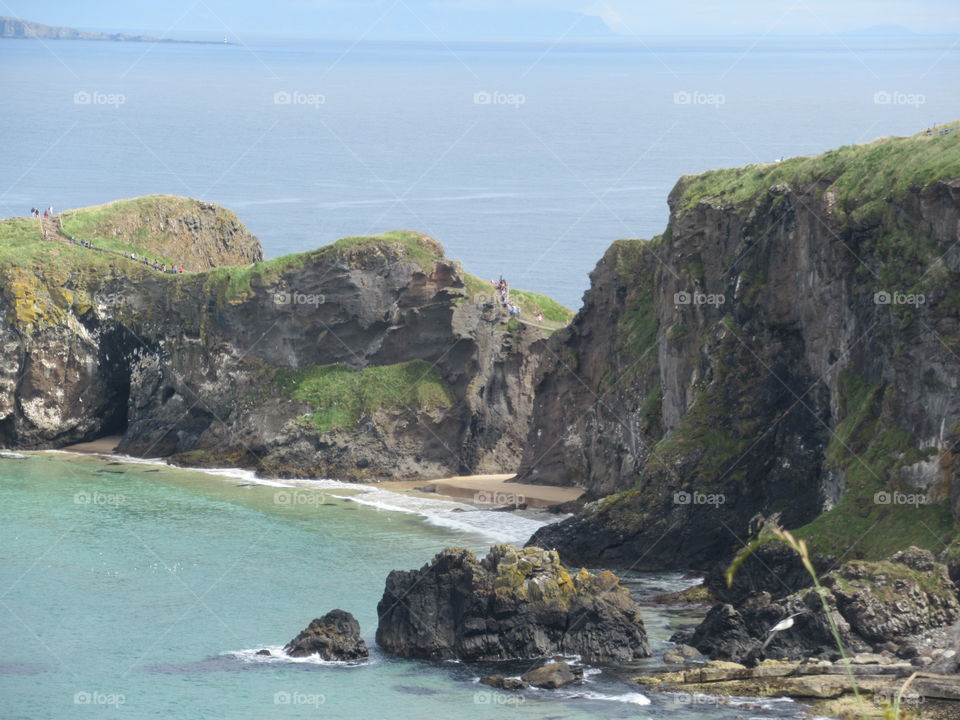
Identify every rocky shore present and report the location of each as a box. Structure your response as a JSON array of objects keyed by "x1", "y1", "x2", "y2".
[{"x1": 375, "y1": 544, "x2": 649, "y2": 662}]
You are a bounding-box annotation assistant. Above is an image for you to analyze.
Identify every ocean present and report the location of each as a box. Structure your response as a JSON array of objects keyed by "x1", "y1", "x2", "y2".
[
  {"x1": 1, "y1": 450, "x2": 808, "y2": 720},
  {"x1": 2, "y1": 34, "x2": 958, "y2": 719},
  {"x1": 1, "y1": 36, "x2": 958, "y2": 309}
]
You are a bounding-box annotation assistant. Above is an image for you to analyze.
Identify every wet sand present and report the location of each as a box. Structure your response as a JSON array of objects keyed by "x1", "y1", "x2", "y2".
[
  {"x1": 60, "y1": 435, "x2": 123, "y2": 454},
  {"x1": 377, "y1": 473, "x2": 583, "y2": 509}
]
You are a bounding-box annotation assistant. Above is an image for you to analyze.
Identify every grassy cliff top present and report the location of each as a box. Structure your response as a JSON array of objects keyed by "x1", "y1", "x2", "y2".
[
  {"x1": 59, "y1": 194, "x2": 262, "y2": 269},
  {"x1": 203, "y1": 229, "x2": 574, "y2": 324},
  {"x1": 673, "y1": 121, "x2": 960, "y2": 216},
  {"x1": 0, "y1": 202, "x2": 573, "y2": 328}
]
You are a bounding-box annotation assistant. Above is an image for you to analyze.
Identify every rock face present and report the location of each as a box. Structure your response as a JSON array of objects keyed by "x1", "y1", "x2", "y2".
[
  {"x1": 283, "y1": 609, "x2": 368, "y2": 660},
  {"x1": 521, "y1": 661, "x2": 583, "y2": 688},
  {"x1": 689, "y1": 548, "x2": 960, "y2": 663},
  {"x1": 524, "y1": 125, "x2": 960, "y2": 569},
  {"x1": 0, "y1": 202, "x2": 560, "y2": 480},
  {"x1": 375, "y1": 544, "x2": 650, "y2": 662}
]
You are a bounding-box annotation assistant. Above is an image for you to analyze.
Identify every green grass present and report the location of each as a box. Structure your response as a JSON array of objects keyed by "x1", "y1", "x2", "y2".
[
  {"x1": 0, "y1": 215, "x2": 172, "y2": 327},
  {"x1": 202, "y1": 230, "x2": 448, "y2": 302},
  {"x1": 275, "y1": 361, "x2": 455, "y2": 433},
  {"x1": 58, "y1": 196, "x2": 205, "y2": 265},
  {"x1": 793, "y1": 371, "x2": 954, "y2": 560},
  {"x1": 463, "y1": 272, "x2": 574, "y2": 326},
  {"x1": 675, "y1": 121, "x2": 960, "y2": 215},
  {"x1": 0, "y1": 217, "x2": 44, "y2": 263}
]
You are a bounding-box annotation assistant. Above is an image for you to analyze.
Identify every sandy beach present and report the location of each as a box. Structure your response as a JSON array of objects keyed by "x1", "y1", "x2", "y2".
[
  {"x1": 378, "y1": 473, "x2": 583, "y2": 509},
  {"x1": 56, "y1": 438, "x2": 581, "y2": 509},
  {"x1": 60, "y1": 435, "x2": 123, "y2": 454}
]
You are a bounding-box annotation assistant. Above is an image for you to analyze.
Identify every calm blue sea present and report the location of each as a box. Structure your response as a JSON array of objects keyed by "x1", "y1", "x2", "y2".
[
  {"x1": 1, "y1": 36, "x2": 958, "y2": 308},
  {"x1": 0, "y1": 452, "x2": 809, "y2": 720}
]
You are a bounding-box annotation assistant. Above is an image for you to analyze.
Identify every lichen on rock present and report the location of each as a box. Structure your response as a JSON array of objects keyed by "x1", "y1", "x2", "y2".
[{"x1": 375, "y1": 544, "x2": 649, "y2": 662}]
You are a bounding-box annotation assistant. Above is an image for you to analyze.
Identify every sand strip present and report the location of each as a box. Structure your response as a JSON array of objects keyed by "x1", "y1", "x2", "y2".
[
  {"x1": 377, "y1": 473, "x2": 583, "y2": 509},
  {"x1": 60, "y1": 435, "x2": 123, "y2": 454}
]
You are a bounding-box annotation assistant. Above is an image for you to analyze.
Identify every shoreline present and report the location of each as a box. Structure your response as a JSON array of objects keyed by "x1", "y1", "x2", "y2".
[{"x1": 56, "y1": 437, "x2": 582, "y2": 509}]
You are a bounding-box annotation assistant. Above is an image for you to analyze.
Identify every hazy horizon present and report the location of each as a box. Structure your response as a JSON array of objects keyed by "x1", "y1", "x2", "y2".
[{"x1": 4, "y1": 0, "x2": 960, "y2": 41}]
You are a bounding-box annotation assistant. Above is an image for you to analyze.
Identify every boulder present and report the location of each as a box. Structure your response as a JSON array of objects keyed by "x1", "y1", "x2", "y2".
[
  {"x1": 480, "y1": 676, "x2": 528, "y2": 691},
  {"x1": 375, "y1": 544, "x2": 649, "y2": 662},
  {"x1": 283, "y1": 609, "x2": 369, "y2": 660},
  {"x1": 690, "y1": 549, "x2": 960, "y2": 663},
  {"x1": 521, "y1": 662, "x2": 583, "y2": 689},
  {"x1": 824, "y1": 549, "x2": 960, "y2": 642}
]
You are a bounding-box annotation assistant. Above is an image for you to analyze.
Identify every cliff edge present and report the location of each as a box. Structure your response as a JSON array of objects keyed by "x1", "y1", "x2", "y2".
[{"x1": 524, "y1": 123, "x2": 960, "y2": 569}]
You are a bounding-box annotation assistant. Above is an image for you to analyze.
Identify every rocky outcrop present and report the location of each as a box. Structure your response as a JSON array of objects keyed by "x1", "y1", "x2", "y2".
[
  {"x1": 59, "y1": 196, "x2": 263, "y2": 271},
  {"x1": 524, "y1": 124, "x2": 960, "y2": 569},
  {"x1": 689, "y1": 548, "x2": 960, "y2": 663},
  {"x1": 283, "y1": 609, "x2": 368, "y2": 660},
  {"x1": 0, "y1": 201, "x2": 562, "y2": 480},
  {"x1": 521, "y1": 661, "x2": 583, "y2": 688},
  {"x1": 375, "y1": 544, "x2": 649, "y2": 662}
]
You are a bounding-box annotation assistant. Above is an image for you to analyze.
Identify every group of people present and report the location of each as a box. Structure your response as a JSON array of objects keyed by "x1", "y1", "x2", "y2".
[
  {"x1": 493, "y1": 276, "x2": 522, "y2": 317},
  {"x1": 32, "y1": 207, "x2": 188, "y2": 275}
]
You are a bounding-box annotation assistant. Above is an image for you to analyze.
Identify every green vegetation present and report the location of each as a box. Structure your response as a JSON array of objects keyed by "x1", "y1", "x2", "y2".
[
  {"x1": 794, "y1": 371, "x2": 954, "y2": 560},
  {"x1": 462, "y1": 271, "x2": 574, "y2": 326},
  {"x1": 58, "y1": 195, "x2": 201, "y2": 264},
  {"x1": 0, "y1": 215, "x2": 166, "y2": 327},
  {"x1": 676, "y1": 122, "x2": 960, "y2": 216},
  {"x1": 275, "y1": 360, "x2": 455, "y2": 433}
]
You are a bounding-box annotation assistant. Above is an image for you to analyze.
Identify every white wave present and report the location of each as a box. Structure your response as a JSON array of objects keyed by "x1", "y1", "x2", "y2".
[
  {"x1": 194, "y1": 466, "x2": 295, "y2": 488},
  {"x1": 224, "y1": 646, "x2": 370, "y2": 667},
  {"x1": 0, "y1": 451, "x2": 30, "y2": 459},
  {"x1": 570, "y1": 690, "x2": 651, "y2": 705},
  {"x1": 45, "y1": 452, "x2": 555, "y2": 544},
  {"x1": 219, "y1": 474, "x2": 554, "y2": 544}
]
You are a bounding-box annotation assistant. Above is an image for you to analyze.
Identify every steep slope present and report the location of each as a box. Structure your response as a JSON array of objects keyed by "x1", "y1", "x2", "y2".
[
  {"x1": 0, "y1": 200, "x2": 570, "y2": 480},
  {"x1": 524, "y1": 123, "x2": 960, "y2": 569}
]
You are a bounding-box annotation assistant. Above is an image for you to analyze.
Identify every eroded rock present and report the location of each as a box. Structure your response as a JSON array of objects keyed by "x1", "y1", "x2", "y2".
[
  {"x1": 375, "y1": 544, "x2": 649, "y2": 662},
  {"x1": 283, "y1": 609, "x2": 368, "y2": 661}
]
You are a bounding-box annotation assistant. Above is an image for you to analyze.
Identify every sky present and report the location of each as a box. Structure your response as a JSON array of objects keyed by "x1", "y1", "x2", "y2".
[{"x1": 4, "y1": 0, "x2": 960, "y2": 39}]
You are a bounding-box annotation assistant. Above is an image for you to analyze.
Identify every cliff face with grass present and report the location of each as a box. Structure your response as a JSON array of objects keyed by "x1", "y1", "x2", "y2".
[
  {"x1": 525, "y1": 124, "x2": 960, "y2": 570},
  {"x1": 0, "y1": 196, "x2": 569, "y2": 480}
]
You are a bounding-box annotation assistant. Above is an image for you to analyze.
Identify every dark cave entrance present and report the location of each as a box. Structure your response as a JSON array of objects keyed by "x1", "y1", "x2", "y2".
[
  {"x1": 98, "y1": 373, "x2": 131, "y2": 437},
  {"x1": 93, "y1": 326, "x2": 137, "y2": 441}
]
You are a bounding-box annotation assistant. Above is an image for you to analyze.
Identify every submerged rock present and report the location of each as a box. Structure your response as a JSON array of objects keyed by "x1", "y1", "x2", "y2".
[
  {"x1": 375, "y1": 544, "x2": 649, "y2": 662},
  {"x1": 480, "y1": 676, "x2": 528, "y2": 691},
  {"x1": 521, "y1": 661, "x2": 583, "y2": 689},
  {"x1": 283, "y1": 609, "x2": 369, "y2": 661}
]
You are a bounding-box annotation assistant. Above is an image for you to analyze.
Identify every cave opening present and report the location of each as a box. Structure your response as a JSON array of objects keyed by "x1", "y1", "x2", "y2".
[
  {"x1": 99, "y1": 373, "x2": 131, "y2": 437},
  {"x1": 93, "y1": 325, "x2": 137, "y2": 442}
]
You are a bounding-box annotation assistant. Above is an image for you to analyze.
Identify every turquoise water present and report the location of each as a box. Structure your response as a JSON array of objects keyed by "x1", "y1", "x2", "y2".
[
  {"x1": 1, "y1": 452, "x2": 813, "y2": 719},
  {"x1": 3, "y1": 37, "x2": 959, "y2": 308}
]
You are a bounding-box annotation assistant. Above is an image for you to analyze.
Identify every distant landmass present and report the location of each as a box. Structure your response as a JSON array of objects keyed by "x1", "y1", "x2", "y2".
[{"x1": 0, "y1": 17, "x2": 227, "y2": 43}]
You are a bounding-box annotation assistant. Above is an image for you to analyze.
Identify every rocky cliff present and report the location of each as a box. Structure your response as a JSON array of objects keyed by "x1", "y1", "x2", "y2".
[
  {"x1": 525, "y1": 123, "x2": 960, "y2": 570},
  {"x1": 0, "y1": 196, "x2": 568, "y2": 480}
]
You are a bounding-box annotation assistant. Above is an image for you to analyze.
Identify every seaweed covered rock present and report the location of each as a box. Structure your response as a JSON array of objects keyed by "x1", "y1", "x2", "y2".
[
  {"x1": 283, "y1": 609, "x2": 369, "y2": 660},
  {"x1": 690, "y1": 548, "x2": 960, "y2": 663},
  {"x1": 375, "y1": 545, "x2": 649, "y2": 662}
]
